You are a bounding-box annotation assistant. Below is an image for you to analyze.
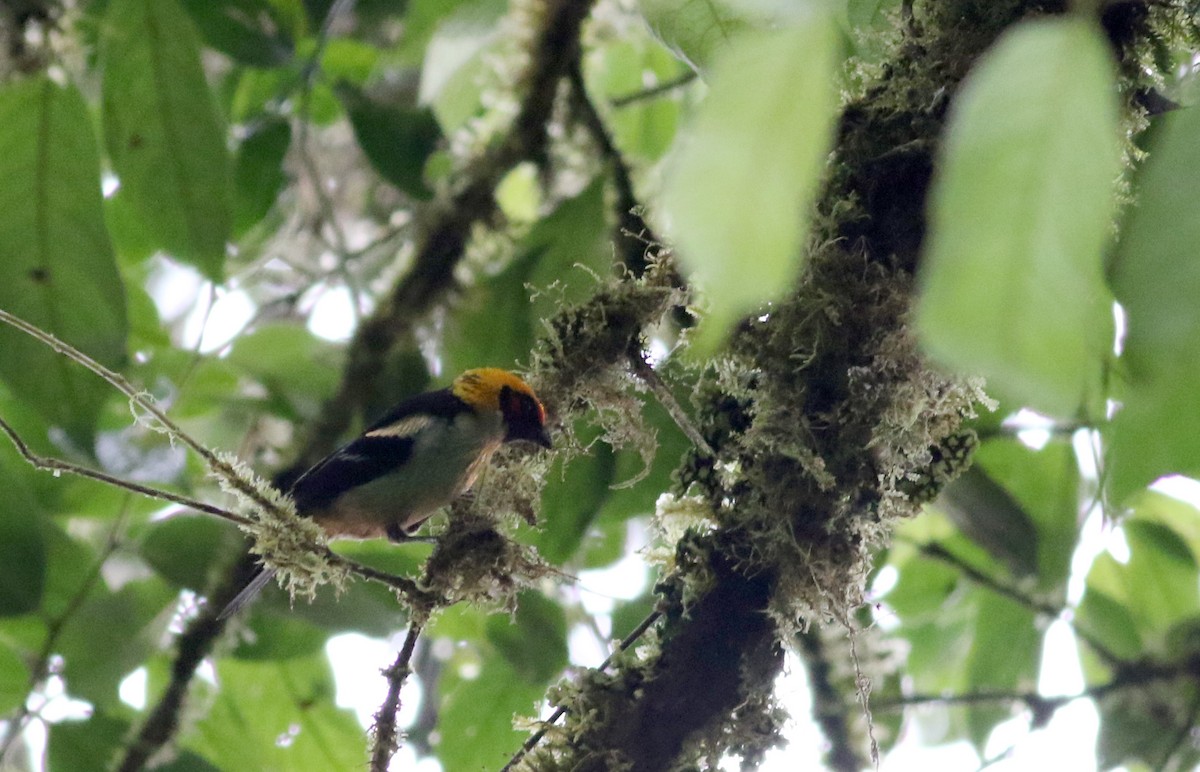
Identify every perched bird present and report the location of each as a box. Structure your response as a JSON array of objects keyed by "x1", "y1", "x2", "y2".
[{"x1": 219, "y1": 368, "x2": 551, "y2": 618}]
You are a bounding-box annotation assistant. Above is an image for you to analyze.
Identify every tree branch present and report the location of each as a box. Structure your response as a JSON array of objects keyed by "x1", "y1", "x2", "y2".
[
  {"x1": 369, "y1": 617, "x2": 427, "y2": 771},
  {"x1": 501, "y1": 608, "x2": 663, "y2": 772},
  {"x1": 609, "y1": 71, "x2": 697, "y2": 108},
  {"x1": 0, "y1": 415, "x2": 251, "y2": 527}
]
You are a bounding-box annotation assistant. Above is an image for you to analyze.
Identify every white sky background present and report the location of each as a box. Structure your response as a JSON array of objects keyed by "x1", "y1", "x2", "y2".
[{"x1": 119, "y1": 264, "x2": 1153, "y2": 771}]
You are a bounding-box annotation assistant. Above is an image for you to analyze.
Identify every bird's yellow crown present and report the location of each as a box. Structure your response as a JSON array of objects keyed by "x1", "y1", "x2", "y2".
[{"x1": 452, "y1": 368, "x2": 540, "y2": 412}]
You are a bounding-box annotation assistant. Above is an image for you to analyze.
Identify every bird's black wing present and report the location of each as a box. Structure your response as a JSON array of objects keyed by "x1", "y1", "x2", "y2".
[{"x1": 290, "y1": 388, "x2": 471, "y2": 513}]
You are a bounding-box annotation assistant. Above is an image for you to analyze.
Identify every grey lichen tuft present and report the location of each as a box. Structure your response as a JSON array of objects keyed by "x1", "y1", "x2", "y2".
[{"x1": 211, "y1": 451, "x2": 349, "y2": 603}]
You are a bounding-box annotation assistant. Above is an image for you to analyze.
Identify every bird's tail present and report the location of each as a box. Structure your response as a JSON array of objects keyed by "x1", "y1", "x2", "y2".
[{"x1": 218, "y1": 566, "x2": 277, "y2": 619}]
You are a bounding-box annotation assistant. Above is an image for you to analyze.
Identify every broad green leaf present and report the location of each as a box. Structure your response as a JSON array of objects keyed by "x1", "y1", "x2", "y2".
[
  {"x1": 188, "y1": 652, "x2": 366, "y2": 771},
  {"x1": 57, "y1": 579, "x2": 177, "y2": 707},
  {"x1": 1082, "y1": 517, "x2": 1200, "y2": 653},
  {"x1": 638, "y1": 0, "x2": 749, "y2": 71},
  {"x1": 138, "y1": 514, "x2": 244, "y2": 591},
  {"x1": 398, "y1": 0, "x2": 506, "y2": 63},
  {"x1": 535, "y1": 422, "x2": 618, "y2": 564},
  {"x1": 102, "y1": 0, "x2": 232, "y2": 279},
  {"x1": 661, "y1": 15, "x2": 841, "y2": 353},
  {"x1": 970, "y1": 438, "x2": 1079, "y2": 591},
  {"x1": 485, "y1": 590, "x2": 568, "y2": 683},
  {"x1": 0, "y1": 641, "x2": 29, "y2": 714},
  {"x1": 0, "y1": 456, "x2": 47, "y2": 616},
  {"x1": 233, "y1": 613, "x2": 328, "y2": 660},
  {"x1": 226, "y1": 323, "x2": 342, "y2": 418},
  {"x1": 39, "y1": 524, "x2": 102, "y2": 620},
  {"x1": 0, "y1": 77, "x2": 127, "y2": 440},
  {"x1": 438, "y1": 656, "x2": 545, "y2": 772},
  {"x1": 48, "y1": 712, "x2": 132, "y2": 772},
  {"x1": 938, "y1": 465, "x2": 1039, "y2": 578},
  {"x1": 179, "y1": 0, "x2": 294, "y2": 66},
  {"x1": 918, "y1": 19, "x2": 1119, "y2": 417},
  {"x1": 321, "y1": 39, "x2": 380, "y2": 84},
  {"x1": 963, "y1": 593, "x2": 1038, "y2": 749},
  {"x1": 1075, "y1": 586, "x2": 1143, "y2": 662},
  {"x1": 1108, "y1": 99, "x2": 1200, "y2": 497},
  {"x1": 420, "y1": 22, "x2": 498, "y2": 132},
  {"x1": 1122, "y1": 520, "x2": 1200, "y2": 637},
  {"x1": 442, "y1": 180, "x2": 610, "y2": 376},
  {"x1": 233, "y1": 118, "x2": 291, "y2": 236},
  {"x1": 338, "y1": 83, "x2": 441, "y2": 199},
  {"x1": 589, "y1": 38, "x2": 687, "y2": 161}
]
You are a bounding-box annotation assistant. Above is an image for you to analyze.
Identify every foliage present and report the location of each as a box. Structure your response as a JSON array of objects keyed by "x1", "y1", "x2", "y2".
[{"x1": 0, "y1": 0, "x2": 1198, "y2": 771}]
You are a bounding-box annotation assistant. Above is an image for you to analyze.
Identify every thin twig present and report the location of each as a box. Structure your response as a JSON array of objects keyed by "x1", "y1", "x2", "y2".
[
  {"x1": 872, "y1": 656, "x2": 1186, "y2": 714},
  {"x1": 609, "y1": 71, "x2": 698, "y2": 108},
  {"x1": 370, "y1": 616, "x2": 427, "y2": 771},
  {"x1": 0, "y1": 309, "x2": 284, "y2": 520},
  {"x1": 627, "y1": 350, "x2": 713, "y2": 457},
  {"x1": 914, "y1": 540, "x2": 1125, "y2": 667},
  {"x1": 0, "y1": 412, "x2": 421, "y2": 604},
  {"x1": 0, "y1": 416, "x2": 251, "y2": 526},
  {"x1": 500, "y1": 608, "x2": 662, "y2": 772}
]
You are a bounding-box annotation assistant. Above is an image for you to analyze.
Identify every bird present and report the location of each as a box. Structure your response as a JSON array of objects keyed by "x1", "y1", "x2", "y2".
[{"x1": 218, "y1": 368, "x2": 551, "y2": 618}]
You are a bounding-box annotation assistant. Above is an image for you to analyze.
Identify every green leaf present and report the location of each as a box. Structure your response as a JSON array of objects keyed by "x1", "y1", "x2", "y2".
[
  {"x1": 1122, "y1": 520, "x2": 1200, "y2": 636},
  {"x1": 337, "y1": 83, "x2": 441, "y2": 199},
  {"x1": 963, "y1": 593, "x2": 1039, "y2": 749},
  {"x1": 970, "y1": 438, "x2": 1079, "y2": 591},
  {"x1": 233, "y1": 613, "x2": 329, "y2": 660},
  {"x1": 1097, "y1": 679, "x2": 1200, "y2": 770},
  {"x1": 226, "y1": 323, "x2": 342, "y2": 418},
  {"x1": 39, "y1": 524, "x2": 102, "y2": 620},
  {"x1": 179, "y1": 0, "x2": 294, "y2": 66},
  {"x1": 485, "y1": 590, "x2": 568, "y2": 683},
  {"x1": 637, "y1": 0, "x2": 749, "y2": 71},
  {"x1": 438, "y1": 656, "x2": 545, "y2": 772},
  {"x1": 49, "y1": 712, "x2": 132, "y2": 772},
  {"x1": 0, "y1": 452, "x2": 47, "y2": 616},
  {"x1": 589, "y1": 37, "x2": 686, "y2": 160},
  {"x1": 188, "y1": 652, "x2": 366, "y2": 771},
  {"x1": 1076, "y1": 585, "x2": 1143, "y2": 661},
  {"x1": 0, "y1": 77, "x2": 127, "y2": 441},
  {"x1": 138, "y1": 514, "x2": 243, "y2": 591},
  {"x1": 0, "y1": 641, "x2": 30, "y2": 714},
  {"x1": 233, "y1": 118, "x2": 291, "y2": 236},
  {"x1": 57, "y1": 579, "x2": 177, "y2": 707},
  {"x1": 1082, "y1": 516, "x2": 1200, "y2": 652},
  {"x1": 1108, "y1": 99, "x2": 1200, "y2": 497},
  {"x1": 102, "y1": 0, "x2": 232, "y2": 279},
  {"x1": 918, "y1": 18, "x2": 1119, "y2": 417},
  {"x1": 321, "y1": 39, "x2": 380, "y2": 84},
  {"x1": 661, "y1": 15, "x2": 841, "y2": 352},
  {"x1": 442, "y1": 180, "x2": 610, "y2": 376},
  {"x1": 535, "y1": 422, "x2": 618, "y2": 564},
  {"x1": 938, "y1": 465, "x2": 1039, "y2": 578}
]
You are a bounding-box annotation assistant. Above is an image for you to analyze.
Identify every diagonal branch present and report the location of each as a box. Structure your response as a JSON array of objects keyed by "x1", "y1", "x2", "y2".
[
  {"x1": 0, "y1": 415, "x2": 250, "y2": 526},
  {"x1": 369, "y1": 616, "x2": 427, "y2": 771}
]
